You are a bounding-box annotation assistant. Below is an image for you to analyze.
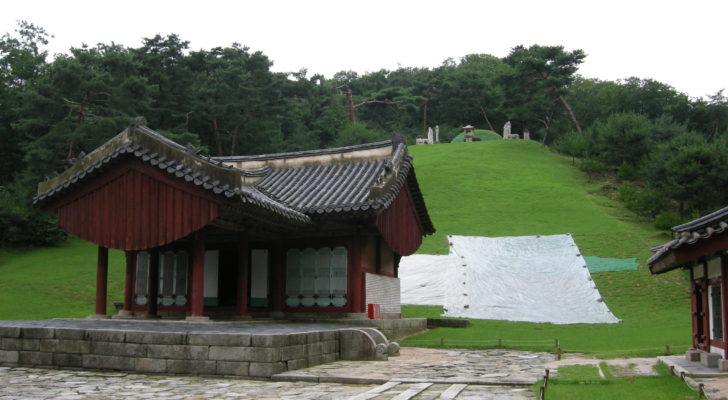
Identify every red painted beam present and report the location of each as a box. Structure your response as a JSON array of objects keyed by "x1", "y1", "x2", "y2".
[
  {"x1": 94, "y1": 246, "x2": 109, "y2": 316},
  {"x1": 49, "y1": 160, "x2": 220, "y2": 251},
  {"x1": 674, "y1": 233, "x2": 728, "y2": 263},
  {"x1": 375, "y1": 185, "x2": 423, "y2": 256},
  {"x1": 190, "y1": 232, "x2": 206, "y2": 317}
]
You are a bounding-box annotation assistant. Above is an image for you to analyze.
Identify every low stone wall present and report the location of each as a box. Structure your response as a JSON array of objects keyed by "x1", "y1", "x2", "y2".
[{"x1": 0, "y1": 326, "x2": 339, "y2": 378}]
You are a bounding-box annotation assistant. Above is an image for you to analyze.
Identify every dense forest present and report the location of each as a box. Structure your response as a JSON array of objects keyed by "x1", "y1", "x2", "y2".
[{"x1": 1, "y1": 21, "x2": 727, "y2": 247}]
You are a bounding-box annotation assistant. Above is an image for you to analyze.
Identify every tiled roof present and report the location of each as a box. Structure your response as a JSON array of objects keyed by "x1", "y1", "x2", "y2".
[
  {"x1": 256, "y1": 159, "x2": 387, "y2": 213},
  {"x1": 647, "y1": 205, "x2": 728, "y2": 272},
  {"x1": 34, "y1": 123, "x2": 434, "y2": 235},
  {"x1": 34, "y1": 125, "x2": 311, "y2": 225}
]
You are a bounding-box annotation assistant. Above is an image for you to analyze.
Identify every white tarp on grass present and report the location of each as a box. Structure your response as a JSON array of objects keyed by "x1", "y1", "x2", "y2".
[{"x1": 399, "y1": 234, "x2": 620, "y2": 324}]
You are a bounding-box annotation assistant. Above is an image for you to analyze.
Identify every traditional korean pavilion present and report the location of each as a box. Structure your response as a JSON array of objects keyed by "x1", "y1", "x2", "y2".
[
  {"x1": 648, "y1": 206, "x2": 728, "y2": 366},
  {"x1": 34, "y1": 120, "x2": 434, "y2": 320}
]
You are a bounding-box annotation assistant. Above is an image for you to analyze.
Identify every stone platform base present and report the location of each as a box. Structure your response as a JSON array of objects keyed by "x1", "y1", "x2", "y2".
[{"x1": 0, "y1": 319, "x2": 396, "y2": 378}]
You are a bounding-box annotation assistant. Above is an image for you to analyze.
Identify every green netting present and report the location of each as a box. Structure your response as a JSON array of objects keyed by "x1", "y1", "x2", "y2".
[{"x1": 584, "y1": 256, "x2": 639, "y2": 273}]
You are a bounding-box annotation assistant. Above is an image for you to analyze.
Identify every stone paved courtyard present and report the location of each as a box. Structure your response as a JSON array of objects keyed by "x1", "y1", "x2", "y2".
[{"x1": 0, "y1": 347, "x2": 553, "y2": 399}]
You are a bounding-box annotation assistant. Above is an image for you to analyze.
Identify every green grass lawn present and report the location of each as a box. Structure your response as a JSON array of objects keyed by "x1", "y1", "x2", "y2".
[
  {"x1": 532, "y1": 363, "x2": 700, "y2": 399},
  {"x1": 404, "y1": 141, "x2": 691, "y2": 358},
  {"x1": 0, "y1": 239, "x2": 125, "y2": 319}
]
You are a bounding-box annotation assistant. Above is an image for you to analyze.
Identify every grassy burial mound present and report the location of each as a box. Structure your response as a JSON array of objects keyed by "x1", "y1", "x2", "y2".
[
  {"x1": 449, "y1": 129, "x2": 502, "y2": 142},
  {"x1": 405, "y1": 140, "x2": 690, "y2": 358}
]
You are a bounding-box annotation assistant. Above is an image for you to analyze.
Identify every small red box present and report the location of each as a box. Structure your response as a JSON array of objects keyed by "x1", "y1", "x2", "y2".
[{"x1": 368, "y1": 303, "x2": 381, "y2": 319}]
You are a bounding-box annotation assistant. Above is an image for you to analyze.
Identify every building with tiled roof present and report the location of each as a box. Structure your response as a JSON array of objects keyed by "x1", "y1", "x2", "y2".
[
  {"x1": 35, "y1": 119, "x2": 434, "y2": 320},
  {"x1": 648, "y1": 206, "x2": 728, "y2": 367}
]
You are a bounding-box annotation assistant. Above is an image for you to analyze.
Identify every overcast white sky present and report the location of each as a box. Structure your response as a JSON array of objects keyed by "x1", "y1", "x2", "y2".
[{"x1": 2, "y1": 0, "x2": 726, "y2": 99}]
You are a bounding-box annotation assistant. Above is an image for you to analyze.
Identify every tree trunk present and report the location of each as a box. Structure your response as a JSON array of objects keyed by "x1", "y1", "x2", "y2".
[
  {"x1": 558, "y1": 95, "x2": 583, "y2": 136},
  {"x1": 230, "y1": 125, "x2": 240, "y2": 156},
  {"x1": 538, "y1": 116, "x2": 551, "y2": 145},
  {"x1": 345, "y1": 86, "x2": 356, "y2": 125},
  {"x1": 212, "y1": 117, "x2": 224, "y2": 156},
  {"x1": 422, "y1": 101, "x2": 428, "y2": 137},
  {"x1": 478, "y1": 104, "x2": 495, "y2": 131}
]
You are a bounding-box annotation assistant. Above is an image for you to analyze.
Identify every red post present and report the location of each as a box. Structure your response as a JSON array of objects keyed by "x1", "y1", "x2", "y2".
[
  {"x1": 94, "y1": 246, "x2": 109, "y2": 316},
  {"x1": 703, "y1": 262, "x2": 710, "y2": 349},
  {"x1": 271, "y1": 241, "x2": 284, "y2": 314},
  {"x1": 190, "y1": 231, "x2": 206, "y2": 317},
  {"x1": 351, "y1": 238, "x2": 364, "y2": 314},
  {"x1": 147, "y1": 248, "x2": 159, "y2": 317},
  {"x1": 122, "y1": 251, "x2": 135, "y2": 313},
  {"x1": 721, "y1": 255, "x2": 728, "y2": 360},
  {"x1": 236, "y1": 234, "x2": 250, "y2": 317},
  {"x1": 690, "y1": 267, "x2": 699, "y2": 349}
]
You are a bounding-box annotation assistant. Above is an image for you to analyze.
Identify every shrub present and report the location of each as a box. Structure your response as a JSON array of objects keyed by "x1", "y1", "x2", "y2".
[
  {"x1": 618, "y1": 182, "x2": 669, "y2": 218},
  {"x1": 591, "y1": 113, "x2": 652, "y2": 167},
  {"x1": 0, "y1": 186, "x2": 67, "y2": 248},
  {"x1": 653, "y1": 210, "x2": 683, "y2": 230},
  {"x1": 554, "y1": 131, "x2": 589, "y2": 158},
  {"x1": 578, "y1": 158, "x2": 609, "y2": 176},
  {"x1": 617, "y1": 162, "x2": 639, "y2": 181}
]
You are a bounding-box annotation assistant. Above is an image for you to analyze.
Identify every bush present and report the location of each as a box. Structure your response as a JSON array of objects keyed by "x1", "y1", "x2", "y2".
[
  {"x1": 0, "y1": 186, "x2": 67, "y2": 248},
  {"x1": 578, "y1": 158, "x2": 609, "y2": 176},
  {"x1": 591, "y1": 113, "x2": 652, "y2": 167},
  {"x1": 333, "y1": 122, "x2": 383, "y2": 147},
  {"x1": 617, "y1": 162, "x2": 639, "y2": 181},
  {"x1": 618, "y1": 182, "x2": 669, "y2": 218},
  {"x1": 653, "y1": 210, "x2": 683, "y2": 230},
  {"x1": 554, "y1": 131, "x2": 589, "y2": 158},
  {"x1": 643, "y1": 134, "x2": 728, "y2": 215}
]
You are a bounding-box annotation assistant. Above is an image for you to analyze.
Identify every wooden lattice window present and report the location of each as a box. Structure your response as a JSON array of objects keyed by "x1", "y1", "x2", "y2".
[{"x1": 286, "y1": 247, "x2": 347, "y2": 307}]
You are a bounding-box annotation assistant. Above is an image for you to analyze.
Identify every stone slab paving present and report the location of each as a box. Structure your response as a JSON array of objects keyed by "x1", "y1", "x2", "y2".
[
  {"x1": 272, "y1": 347, "x2": 555, "y2": 385},
  {"x1": 546, "y1": 355, "x2": 659, "y2": 376},
  {"x1": 659, "y1": 355, "x2": 728, "y2": 400},
  {"x1": 0, "y1": 366, "x2": 371, "y2": 400},
  {"x1": 0, "y1": 347, "x2": 553, "y2": 399}
]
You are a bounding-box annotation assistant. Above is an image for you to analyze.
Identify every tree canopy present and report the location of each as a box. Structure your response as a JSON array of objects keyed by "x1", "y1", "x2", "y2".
[{"x1": 1, "y1": 21, "x2": 726, "y2": 246}]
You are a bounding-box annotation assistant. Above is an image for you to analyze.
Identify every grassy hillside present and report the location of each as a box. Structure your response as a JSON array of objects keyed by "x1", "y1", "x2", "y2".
[
  {"x1": 406, "y1": 140, "x2": 691, "y2": 357},
  {"x1": 0, "y1": 140, "x2": 691, "y2": 358},
  {"x1": 0, "y1": 240, "x2": 125, "y2": 319}
]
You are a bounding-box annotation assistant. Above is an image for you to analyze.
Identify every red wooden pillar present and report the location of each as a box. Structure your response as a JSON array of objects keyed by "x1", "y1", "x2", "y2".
[
  {"x1": 690, "y1": 267, "x2": 700, "y2": 349},
  {"x1": 146, "y1": 248, "x2": 159, "y2": 317},
  {"x1": 722, "y1": 254, "x2": 728, "y2": 359},
  {"x1": 122, "y1": 251, "x2": 135, "y2": 315},
  {"x1": 189, "y1": 232, "x2": 206, "y2": 318},
  {"x1": 271, "y1": 241, "x2": 284, "y2": 315},
  {"x1": 93, "y1": 246, "x2": 109, "y2": 317},
  {"x1": 350, "y1": 237, "x2": 364, "y2": 314},
  {"x1": 236, "y1": 234, "x2": 250, "y2": 317},
  {"x1": 703, "y1": 262, "x2": 710, "y2": 349}
]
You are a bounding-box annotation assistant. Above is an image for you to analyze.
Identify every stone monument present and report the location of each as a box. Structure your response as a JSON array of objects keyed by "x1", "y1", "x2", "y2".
[
  {"x1": 503, "y1": 121, "x2": 519, "y2": 139},
  {"x1": 463, "y1": 125, "x2": 475, "y2": 142}
]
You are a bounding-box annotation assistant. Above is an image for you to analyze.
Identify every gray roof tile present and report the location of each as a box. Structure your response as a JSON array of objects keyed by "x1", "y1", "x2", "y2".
[
  {"x1": 648, "y1": 205, "x2": 728, "y2": 270},
  {"x1": 34, "y1": 123, "x2": 435, "y2": 235}
]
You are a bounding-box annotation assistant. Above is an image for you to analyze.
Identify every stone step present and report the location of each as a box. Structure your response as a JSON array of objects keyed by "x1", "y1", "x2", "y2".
[{"x1": 346, "y1": 381, "x2": 532, "y2": 400}]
